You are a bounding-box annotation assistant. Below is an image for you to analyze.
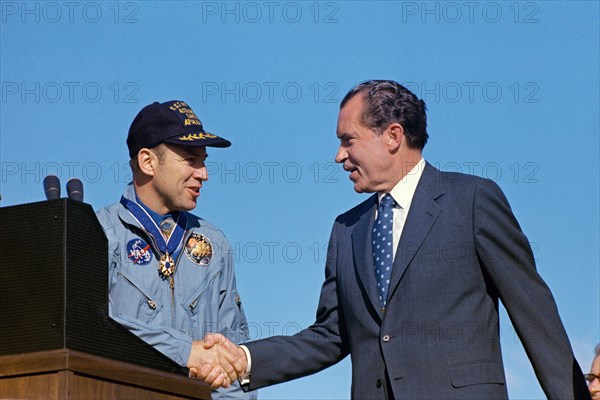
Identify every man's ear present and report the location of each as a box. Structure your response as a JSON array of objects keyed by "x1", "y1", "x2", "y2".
[
  {"x1": 137, "y1": 148, "x2": 158, "y2": 177},
  {"x1": 386, "y1": 123, "x2": 404, "y2": 152}
]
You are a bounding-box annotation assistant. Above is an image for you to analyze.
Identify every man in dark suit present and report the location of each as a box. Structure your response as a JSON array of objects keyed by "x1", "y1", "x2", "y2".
[{"x1": 192, "y1": 80, "x2": 589, "y2": 399}]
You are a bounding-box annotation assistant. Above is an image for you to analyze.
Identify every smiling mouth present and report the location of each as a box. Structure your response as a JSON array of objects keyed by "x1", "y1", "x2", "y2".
[{"x1": 343, "y1": 164, "x2": 356, "y2": 173}]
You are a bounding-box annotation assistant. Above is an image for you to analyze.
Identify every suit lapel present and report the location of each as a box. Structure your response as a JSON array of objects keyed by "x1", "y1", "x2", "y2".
[
  {"x1": 351, "y1": 195, "x2": 383, "y2": 319},
  {"x1": 388, "y1": 163, "x2": 444, "y2": 301}
]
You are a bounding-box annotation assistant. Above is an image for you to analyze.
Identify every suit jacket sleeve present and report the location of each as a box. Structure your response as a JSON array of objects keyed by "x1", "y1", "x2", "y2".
[
  {"x1": 472, "y1": 179, "x2": 589, "y2": 399},
  {"x1": 243, "y1": 223, "x2": 350, "y2": 390}
]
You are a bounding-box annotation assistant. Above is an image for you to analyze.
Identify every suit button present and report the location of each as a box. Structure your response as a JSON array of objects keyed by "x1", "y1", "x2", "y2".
[
  {"x1": 382, "y1": 335, "x2": 390, "y2": 342},
  {"x1": 376, "y1": 379, "x2": 382, "y2": 388}
]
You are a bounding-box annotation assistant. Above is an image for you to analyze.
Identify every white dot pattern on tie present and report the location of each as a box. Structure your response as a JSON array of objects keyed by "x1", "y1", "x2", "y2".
[{"x1": 372, "y1": 194, "x2": 395, "y2": 306}]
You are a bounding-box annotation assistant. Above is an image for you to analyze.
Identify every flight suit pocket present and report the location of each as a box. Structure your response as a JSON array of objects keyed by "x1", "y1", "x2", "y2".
[
  {"x1": 113, "y1": 271, "x2": 162, "y2": 324},
  {"x1": 223, "y1": 289, "x2": 250, "y2": 343},
  {"x1": 449, "y1": 360, "x2": 505, "y2": 388},
  {"x1": 184, "y1": 267, "x2": 223, "y2": 337}
]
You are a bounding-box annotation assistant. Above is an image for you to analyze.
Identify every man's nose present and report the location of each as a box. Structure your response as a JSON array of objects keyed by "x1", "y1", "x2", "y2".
[
  {"x1": 590, "y1": 376, "x2": 600, "y2": 396},
  {"x1": 335, "y1": 145, "x2": 347, "y2": 163},
  {"x1": 194, "y1": 166, "x2": 208, "y2": 181}
]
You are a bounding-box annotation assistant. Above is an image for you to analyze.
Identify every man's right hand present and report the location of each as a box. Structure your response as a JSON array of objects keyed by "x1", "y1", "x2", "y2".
[{"x1": 187, "y1": 333, "x2": 248, "y2": 389}]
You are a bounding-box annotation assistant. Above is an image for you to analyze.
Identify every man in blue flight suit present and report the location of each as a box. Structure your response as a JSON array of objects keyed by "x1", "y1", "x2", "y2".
[{"x1": 97, "y1": 100, "x2": 254, "y2": 399}]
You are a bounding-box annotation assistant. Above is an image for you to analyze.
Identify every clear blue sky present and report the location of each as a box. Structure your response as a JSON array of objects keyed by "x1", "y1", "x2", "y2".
[{"x1": 1, "y1": 1, "x2": 598, "y2": 398}]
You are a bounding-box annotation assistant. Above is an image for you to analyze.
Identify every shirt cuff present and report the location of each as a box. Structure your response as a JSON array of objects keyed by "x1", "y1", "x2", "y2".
[{"x1": 237, "y1": 345, "x2": 252, "y2": 386}]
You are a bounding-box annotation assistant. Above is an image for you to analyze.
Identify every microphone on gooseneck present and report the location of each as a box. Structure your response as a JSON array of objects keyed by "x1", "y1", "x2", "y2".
[
  {"x1": 43, "y1": 175, "x2": 61, "y2": 200},
  {"x1": 67, "y1": 178, "x2": 84, "y2": 202}
]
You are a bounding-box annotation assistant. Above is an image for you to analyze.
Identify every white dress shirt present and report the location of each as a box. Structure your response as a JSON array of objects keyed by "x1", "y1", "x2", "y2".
[{"x1": 376, "y1": 158, "x2": 425, "y2": 261}]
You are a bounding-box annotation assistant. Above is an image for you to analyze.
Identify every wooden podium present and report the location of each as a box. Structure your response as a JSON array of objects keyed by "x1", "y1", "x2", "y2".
[
  {"x1": 0, "y1": 349, "x2": 210, "y2": 399},
  {"x1": 0, "y1": 200, "x2": 210, "y2": 399}
]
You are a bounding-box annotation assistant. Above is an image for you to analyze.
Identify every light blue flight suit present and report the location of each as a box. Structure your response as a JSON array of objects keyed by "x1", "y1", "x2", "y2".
[{"x1": 97, "y1": 183, "x2": 255, "y2": 399}]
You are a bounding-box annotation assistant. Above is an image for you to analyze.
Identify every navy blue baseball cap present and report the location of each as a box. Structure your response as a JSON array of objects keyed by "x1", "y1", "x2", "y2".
[{"x1": 127, "y1": 100, "x2": 231, "y2": 158}]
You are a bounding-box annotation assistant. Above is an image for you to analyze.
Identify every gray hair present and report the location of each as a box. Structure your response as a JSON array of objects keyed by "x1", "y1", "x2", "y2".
[{"x1": 340, "y1": 80, "x2": 429, "y2": 149}]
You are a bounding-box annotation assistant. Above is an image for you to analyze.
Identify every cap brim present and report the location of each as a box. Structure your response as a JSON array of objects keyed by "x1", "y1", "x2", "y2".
[{"x1": 164, "y1": 131, "x2": 231, "y2": 148}]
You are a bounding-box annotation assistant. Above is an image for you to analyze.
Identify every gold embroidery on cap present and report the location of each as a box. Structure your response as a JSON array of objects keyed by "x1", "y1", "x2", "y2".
[{"x1": 178, "y1": 132, "x2": 218, "y2": 141}]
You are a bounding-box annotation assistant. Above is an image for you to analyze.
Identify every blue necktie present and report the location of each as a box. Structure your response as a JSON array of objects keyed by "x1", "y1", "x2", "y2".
[{"x1": 373, "y1": 194, "x2": 395, "y2": 307}]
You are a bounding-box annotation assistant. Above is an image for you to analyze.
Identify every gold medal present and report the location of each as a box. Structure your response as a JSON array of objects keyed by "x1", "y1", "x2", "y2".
[{"x1": 158, "y1": 253, "x2": 175, "y2": 277}]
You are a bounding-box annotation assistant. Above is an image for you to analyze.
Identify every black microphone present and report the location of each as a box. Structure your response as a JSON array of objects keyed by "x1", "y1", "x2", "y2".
[
  {"x1": 66, "y1": 178, "x2": 84, "y2": 202},
  {"x1": 43, "y1": 175, "x2": 61, "y2": 200}
]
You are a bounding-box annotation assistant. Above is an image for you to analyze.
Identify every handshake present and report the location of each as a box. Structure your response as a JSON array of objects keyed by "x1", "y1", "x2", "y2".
[{"x1": 186, "y1": 333, "x2": 248, "y2": 389}]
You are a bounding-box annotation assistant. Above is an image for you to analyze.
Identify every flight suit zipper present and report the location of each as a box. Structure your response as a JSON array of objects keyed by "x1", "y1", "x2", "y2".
[
  {"x1": 169, "y1": 275, "x2": 175, "y2": 328},
  {"x1": 168, "y1": 244, "x2": 188, "y2": 329}
]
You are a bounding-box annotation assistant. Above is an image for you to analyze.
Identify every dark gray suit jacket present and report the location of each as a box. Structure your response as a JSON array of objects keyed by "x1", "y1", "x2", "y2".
[{"x1": 244, "y1": 163, "x2": 588, "y2": 399}]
